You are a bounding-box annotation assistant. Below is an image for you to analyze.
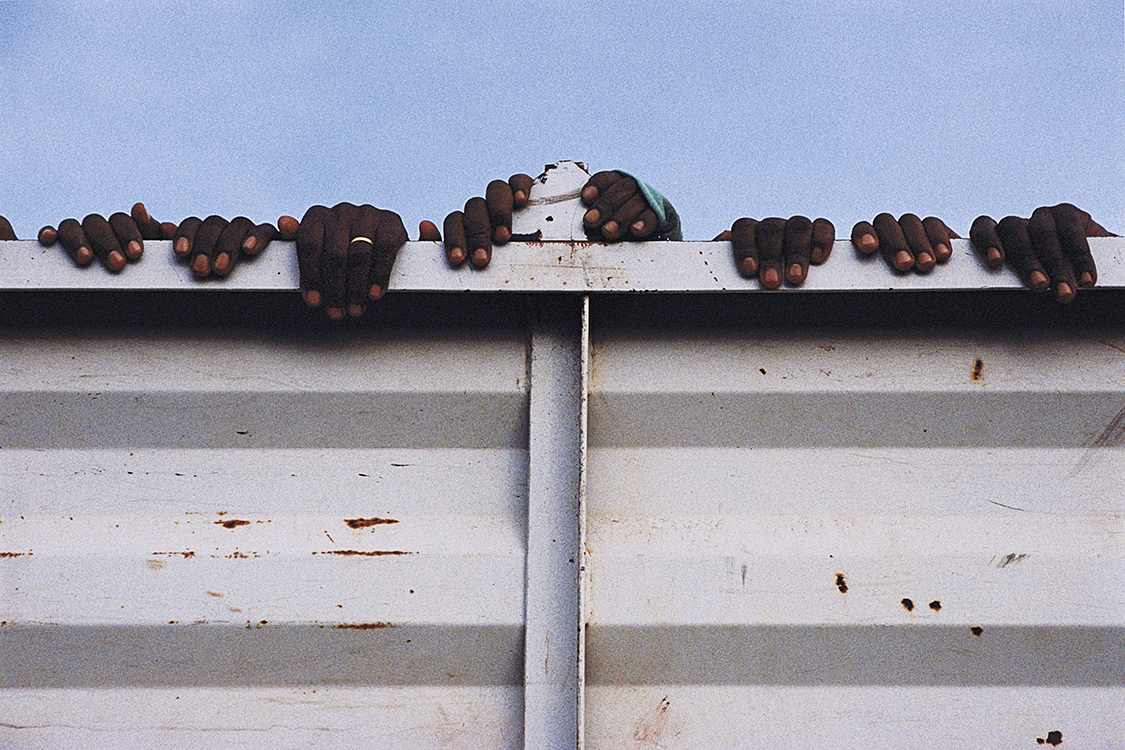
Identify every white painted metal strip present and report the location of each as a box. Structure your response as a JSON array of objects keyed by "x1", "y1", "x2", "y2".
[
  {"x1": 523, "y1": 299, "x2": 584, "y2": 749},
  {"x1": 2, "y1": 236, "x2": 1122, "y2": 292}
]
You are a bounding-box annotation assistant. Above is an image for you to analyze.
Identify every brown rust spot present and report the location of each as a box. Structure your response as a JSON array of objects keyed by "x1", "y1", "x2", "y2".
[
  {"x1": 314, "y1": 550, "x2": 415, "y2": 557},
  {"x1": 971, "y1": 358, "x2": 984, "y2": 380},
  {"x1": 0, "y1": 552, "x2": 29, "y2": 558},
  {"x1": 344, "y1": 517, "x2": 399, "y2": 529},
  {"x1": 901, "y1": 598, "x2": 915, "y2": 612},
  {"x1": 970, "y1": 626, "x2": 983, "y2": 636},
  {"x1": 205, "y1": 591, "x2": 223, "y2": 598},
  {"x1": 152, "y1": 551, "x2": 196, "y2": 559},
  {"x1": 929, "y1": 600, "x2": 942, "y2": 611},
  {"x1": 1036, "y1": 731, "x2": 1062, "y2": 746},
  {"x1": 335, "y1": 622, "x2": 395, "y2": 629},
  {"x1": 216, "y1": 519, "x2": 250, "y2": 529},
  {"x1": 835, "y1": 573, "x2": 848, "y2": 593}
]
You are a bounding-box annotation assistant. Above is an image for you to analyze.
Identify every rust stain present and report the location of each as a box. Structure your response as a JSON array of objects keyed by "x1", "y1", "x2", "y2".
[
  {"x1": 901, "y1": 598, "x2": 915, "y2": 612},
  {"x1": 0, "y1": 552, "x2": 29, "y2": 558},
  {"x1": 971, "y1": 358, "x2": 984, "y2": 380},
  {"x1": 151, "y1": 551, "x2": 196, "y2": 559},
  {"x1": 1036, "y1": 730, "x2": 1063, "y2": 746},
  {"x1": 344, "y1": 517, "x2": 399, "y2": 529},
  {"x1": 632, "y1": 695, "x2": 671, "y2": 744},
  {"x1": 835, "y1": 573, "x2": 848, "y2": 593},
  {"x1": 216, "y1": 519, "x2": 251, "y2": 529},
  {"x1": 929, "y1": 600, "x2": 942, "y2": 611},
  {"x1": 335, "y1": 622, "x2": 395, "y2": 629},
  {"x1": 970, "y1": 626, "x2": 983, "y2": 637},
  {"x1": 205, "y1": 591, "x2": 223, "y2": 598},
  {"x1": 314, "y1": 550, "x2": 415, "y2": 557}
]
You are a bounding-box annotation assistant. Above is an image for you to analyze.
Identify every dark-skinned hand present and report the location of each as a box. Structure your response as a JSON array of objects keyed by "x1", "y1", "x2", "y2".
[
  {"x1": 296, "y1": 202, "x2": 408, "y2": 319},
  {"x1": 0, "y1": 216, "x2": 15, "y2": 241},
  {"x1": 38, "y1": 203, "x2": 178, "y2": 272},
  {"x1": 851, "y1": 214, "x2": 958, "y2": 274},
  {"x1": 437, "y1": 171, "x2": 665, "y2": 269},
  {"x1": 173, "y1": 213, "x2": 297, "y2": 279},
  {"x1": 969, "y1": 203, "x2": 1114, "y2": 303},
  {"x1": 439, "y1": 174, "x2": 534, "y2": 268},
  {"x1": 579, "y1": 171, "x2": 665, "y2": 242},
  {"x1": 716, "y1": 216, "x2": 835, "y2": 288}
]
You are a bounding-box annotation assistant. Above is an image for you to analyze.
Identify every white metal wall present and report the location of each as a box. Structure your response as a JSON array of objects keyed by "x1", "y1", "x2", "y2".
[
  {"x1": 0, "y1": 295, "x2": 532, "y2": 749},
  {"x1": 584, "y1": 295, "x2": 1125, "y2": 748},
  {"x1": 1, "y1": 232, "x2": 1124, "y2": 748}
]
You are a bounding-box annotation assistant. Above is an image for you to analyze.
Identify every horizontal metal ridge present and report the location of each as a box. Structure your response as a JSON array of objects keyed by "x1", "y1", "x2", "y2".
[{"x1": 2, "y1": 237, "x2": 1122, "y2": 292}]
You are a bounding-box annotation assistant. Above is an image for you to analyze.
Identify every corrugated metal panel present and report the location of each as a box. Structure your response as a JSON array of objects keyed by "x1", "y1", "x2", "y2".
[
  {"x1": 0, "y1": 295, "x2": 532, "y2": 748},
  {"x1": 584, "y1": 294, "x2": 1124, "y2": 748}
]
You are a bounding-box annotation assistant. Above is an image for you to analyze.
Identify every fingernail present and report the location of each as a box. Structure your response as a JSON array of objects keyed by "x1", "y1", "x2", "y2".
[
  {"x1": 582, "y1": 186, "x2": 598, "y2": 203},
  {"x1": 1057, "y1": 282, "x2": 1074, "y2": 302},
  {"x1": 327, "y1": 307, "x2": 344, "y2": 320},
  {"x1": 76, "y1": 246, "x2": 93, "y2": 265},
  {"x1": 763, "y1": 268, "x2": 780, "y2": 287},
  {"x1": 243, "y1": 236, "x2": 257, "y2": 253},
  {"x1": 1029, "y1": 271, "x2": 1049, "y2": 291},
  {"x1": 632, "y1": 220, "x2": 646, "y2": 233},
  {"x1": 174, "y1": 237, "x2": 189, "y2": 257},
  {"x1": 108, "y1": 250, "x2": 126, "y2": 271},
  {"x1": 603, "y1": 221, "x2": 619, "y2": 236},
  {"x1": 584, "y1": 209, "x2": 600, "y2": 225},
  {"x1": 192, "y1": 255, "x2": 210, "y2": 276},
  {"x1": 859, "y1": 234, "x2": 877, "y2": 253},
  {"x1": 347, "y1": 304, "x2": 364, "y2": 317},
  {"x1": 214, "y1": 253, "x2": 230, "y2": 274},
  {"x1": 369, "y1": 284, "x2": 385, "y2": 300},
  {"x1": 514, "y1": 190, "x2": 527, "y2": 203},
  {"x1": 449, "y1": 246, "x2": 465, "y2": 264},
  {"x1": 494, "y1": 226, "x2": 511, "y2": 243},
  {"x1": 894, "y1": 250, "x2": 913, "y2": 270},
  {"x1": 1079, "y1": 271, "x2": 1094, "y2": 287},
  {"x1": 472, "y1": 248, "x2": 489, "y2": 266},
  {"x1": 934, "y1": 243, "x2": 950, "y2": 261},
  {"x1": 917, "y1": 252, "x2": 934, "y2": 268},
  {"x1": 786, "y1": 263, "x2": 804, "y2": 283},
  {"x1": 126, "y1": 240, "x2": 142, "y2": 259},
  {"x1": 739, "y1": 258, "x2": 757, "y2": 277},
  {"x1": 987, "y1": 247, "x2": 1002, "y2": 265},
  {"x1": 304, "y1": 290, "x2": 321, "y2": 307}
]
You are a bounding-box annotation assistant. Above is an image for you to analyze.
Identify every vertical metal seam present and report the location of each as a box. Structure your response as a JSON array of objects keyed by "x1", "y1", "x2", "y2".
[{"x1": 577, "y1": 295, "x2": 590, "y2": 749}]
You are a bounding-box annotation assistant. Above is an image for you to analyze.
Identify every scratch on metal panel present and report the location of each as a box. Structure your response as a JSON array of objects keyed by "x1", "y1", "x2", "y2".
[
  {"x1": 985, "y1": 499, "x2": 1028, "y2": 512},
  {"x1": 1068, "y1": 400, "x2": 1125, "y2": 478}
]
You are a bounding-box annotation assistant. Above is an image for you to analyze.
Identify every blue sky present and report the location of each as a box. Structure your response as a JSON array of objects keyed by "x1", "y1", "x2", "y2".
[{"x1": 1, "y1": 0, "x2": 1122, "y2": 241}]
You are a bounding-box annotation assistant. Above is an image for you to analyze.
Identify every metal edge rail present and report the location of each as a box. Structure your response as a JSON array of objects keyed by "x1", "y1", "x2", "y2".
[{"x1": 1, "y1": 237, "x2": 1123, "y2": 293}]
